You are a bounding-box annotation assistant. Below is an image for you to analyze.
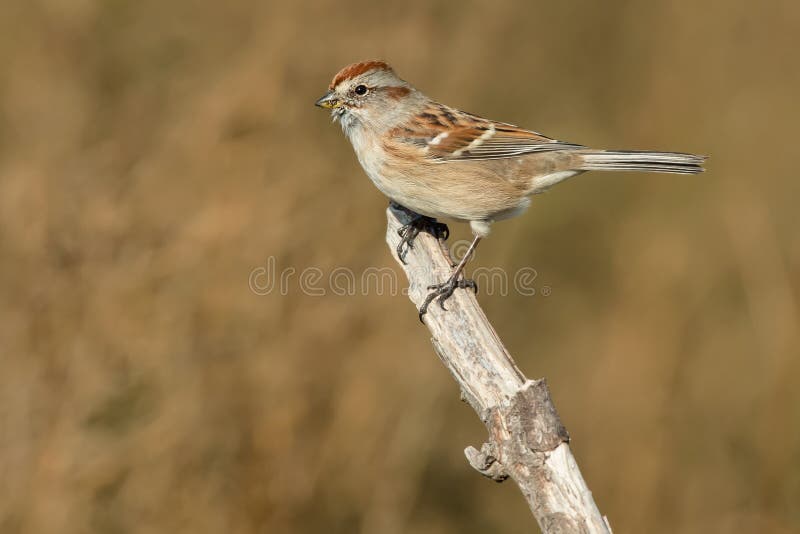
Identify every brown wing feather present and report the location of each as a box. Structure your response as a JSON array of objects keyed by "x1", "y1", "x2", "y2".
[{"x1": 391, "y1": 103, "x2": 584, "y2": 162}]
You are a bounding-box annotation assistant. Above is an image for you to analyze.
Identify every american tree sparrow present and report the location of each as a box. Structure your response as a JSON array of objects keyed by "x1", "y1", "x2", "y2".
[{"x1": 316, "y1": 61, "x2": 705, "y2": 318}]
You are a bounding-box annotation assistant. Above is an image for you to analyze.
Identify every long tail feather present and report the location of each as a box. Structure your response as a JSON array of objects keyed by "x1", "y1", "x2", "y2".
[{"x1": 579, "y1": 150, "x2": 706, "y2": 175}]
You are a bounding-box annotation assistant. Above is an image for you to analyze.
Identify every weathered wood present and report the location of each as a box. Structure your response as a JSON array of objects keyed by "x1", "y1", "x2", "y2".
[{"x1": 386, "y1": 205, "x2": 612, "y2": 534}]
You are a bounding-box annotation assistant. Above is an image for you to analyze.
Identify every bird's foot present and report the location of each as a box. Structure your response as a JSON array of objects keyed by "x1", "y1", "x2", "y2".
[
  {"x1": 418, "y1": 276, "x2": 478, "y2": 322},
  {"x1": 395, "y1": 213, "x2": 449, "y2": 264}
]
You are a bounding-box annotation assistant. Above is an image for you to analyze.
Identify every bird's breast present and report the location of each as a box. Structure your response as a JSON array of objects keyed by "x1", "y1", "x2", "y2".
[{"x1": 344, "y1": 125, "x2": 399, "y2": 194}]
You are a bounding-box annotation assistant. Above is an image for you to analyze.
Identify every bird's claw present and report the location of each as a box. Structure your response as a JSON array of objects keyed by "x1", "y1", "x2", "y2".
[
  {"x1": 418, "y1": 277, "x2": 478, "y2": 322},
  {"x1": 396, "y1": 217, "x2": 449, "y2": 264}
]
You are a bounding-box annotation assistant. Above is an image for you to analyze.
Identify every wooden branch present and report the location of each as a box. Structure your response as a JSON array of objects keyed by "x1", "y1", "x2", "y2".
[{"x1": 386, "y1": 205, "x2": 612, "y2": 534}]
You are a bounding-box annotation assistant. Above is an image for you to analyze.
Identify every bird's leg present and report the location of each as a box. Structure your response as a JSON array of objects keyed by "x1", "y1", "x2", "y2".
[
  {"x1": 390, "y1": 201, "x2": 449, "y2": 264},
  {"x1": 418, "y1": 235, "x2": 481, "y2": 321}
]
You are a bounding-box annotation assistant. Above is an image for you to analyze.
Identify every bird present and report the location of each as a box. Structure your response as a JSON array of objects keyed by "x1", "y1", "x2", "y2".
[{"x1": 316, "y1": 60, "x2": 705, "y2": 319}]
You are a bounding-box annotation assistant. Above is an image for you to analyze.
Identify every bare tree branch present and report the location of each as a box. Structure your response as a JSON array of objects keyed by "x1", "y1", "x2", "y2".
[{"x1": 386, "y1": 205, "x2": 612, "y2": 534}]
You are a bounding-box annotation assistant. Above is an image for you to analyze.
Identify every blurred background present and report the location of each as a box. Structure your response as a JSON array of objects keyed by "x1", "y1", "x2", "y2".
[{"x1": 1, "y1": 0, "x2": 798, "y2": 532}]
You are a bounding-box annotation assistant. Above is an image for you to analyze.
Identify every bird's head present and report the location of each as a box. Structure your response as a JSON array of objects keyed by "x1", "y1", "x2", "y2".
[{"x1": 316, "y1": 61, "x2": 417, "y2": 131}]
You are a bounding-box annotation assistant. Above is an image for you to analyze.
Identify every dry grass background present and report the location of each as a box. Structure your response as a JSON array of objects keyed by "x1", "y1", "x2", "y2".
[{"x1": 1, "y1": 0, "x2": 798, "y2": 532}]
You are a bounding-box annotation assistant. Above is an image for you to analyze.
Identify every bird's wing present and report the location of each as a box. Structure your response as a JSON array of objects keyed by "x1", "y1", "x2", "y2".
[{"x1": 391, "y1": 104, "x2": 584, "y2": 162}]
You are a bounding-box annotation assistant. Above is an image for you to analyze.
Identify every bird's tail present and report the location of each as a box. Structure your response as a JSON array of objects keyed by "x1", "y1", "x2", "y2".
[{"x1": 578, "y1": 150, "x2": 706, "y2": 174}]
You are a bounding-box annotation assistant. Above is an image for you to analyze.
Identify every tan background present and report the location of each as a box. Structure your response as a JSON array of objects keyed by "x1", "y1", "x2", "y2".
[{"x1": 1, "y1": 0, "x2": 798, "y2": 532}]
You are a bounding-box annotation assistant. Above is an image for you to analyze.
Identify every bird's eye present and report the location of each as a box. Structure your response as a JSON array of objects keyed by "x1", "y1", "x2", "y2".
[{"x1": 354, "y1": 84, "x2": 368, "y2": 96}]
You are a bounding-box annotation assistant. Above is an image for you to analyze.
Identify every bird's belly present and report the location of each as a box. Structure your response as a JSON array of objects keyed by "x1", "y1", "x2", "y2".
[
  {"x1": 364, "y1": 163, "x2": 528, "y2": 223},
  {"x1": 365, "y1": 168, "x2": 444, "y2": 218},
  {"x1": 348, "y1": 123, "x2": 528, "y2": 221}
]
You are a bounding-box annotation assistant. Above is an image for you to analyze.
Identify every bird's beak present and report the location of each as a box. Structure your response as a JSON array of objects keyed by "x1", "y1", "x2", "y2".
[{"x1": 315, "y1": 91, "x2": 340, "y2": 109}]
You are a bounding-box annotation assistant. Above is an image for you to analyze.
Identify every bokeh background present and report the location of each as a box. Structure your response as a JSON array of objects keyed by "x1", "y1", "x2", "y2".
[{"x1": 1, "y1": 0, "x2": 798, "y2": 532}]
